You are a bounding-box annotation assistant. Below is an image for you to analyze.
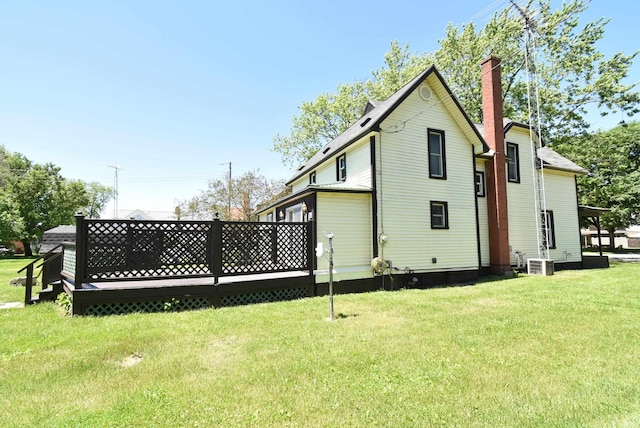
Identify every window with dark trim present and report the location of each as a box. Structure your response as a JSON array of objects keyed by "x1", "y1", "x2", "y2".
[
  {"x1": 428, "y1": 129, "x2": 446, "y2": 179},
  {"x1": 309, "y1": 171, "x2": 316, "y2": 185},
  {"x1": 475, "y1": 171, "x2": 485, "y2": 197},
  {"x1": 430, "y1": 201, "x2": 449, "y2": 229},
  {"x1": 336, "y1": 154, "x2": 347, "y2": 181},
  {"x1": 506, "y1": 142, "x2": 520, "y2": 183},
  {"x1": 541, "y1": 210, "x2": 556, "y2": 249}
]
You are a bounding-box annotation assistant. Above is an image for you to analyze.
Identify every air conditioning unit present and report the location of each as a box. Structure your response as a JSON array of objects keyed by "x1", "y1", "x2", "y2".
[{"x1": 527, "y1": 258, "x2": 554, "y2": 276}]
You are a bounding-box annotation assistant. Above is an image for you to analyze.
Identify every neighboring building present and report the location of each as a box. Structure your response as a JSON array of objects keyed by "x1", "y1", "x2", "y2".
[
  {"x1": 40, "y1": 225, "x2": 76, "y2": 254},
  {"x1": 582, "y1": 226, "x2": 640, "y2": 249},
  {"x1": 121, "y1": 209, "x2": 177, "y2": 221},
  {"x1": 257, "y1": 56, "x2": 588, "y2": 290}
]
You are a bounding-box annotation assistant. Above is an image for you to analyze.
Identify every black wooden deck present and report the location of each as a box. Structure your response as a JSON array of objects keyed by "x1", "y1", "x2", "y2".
[
  {"x1": 64, "y1": 271, "x2": 314, "y2": 316},
  {"x1": 60, "y1": 215, "x2": 316, "y2": 315}
]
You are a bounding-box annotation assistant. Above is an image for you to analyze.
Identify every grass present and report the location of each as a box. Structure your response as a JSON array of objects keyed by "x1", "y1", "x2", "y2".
[
  {"x1": 1, "y1": 261, "x2": 639, "y2": 427},
  {"x1": 0, "y1": 257, "x2": 38, "y2": 303}
]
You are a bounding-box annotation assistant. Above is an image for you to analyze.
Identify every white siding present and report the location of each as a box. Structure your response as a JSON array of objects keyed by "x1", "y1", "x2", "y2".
[
  {"x1": 505, "y1": 127, "x2": 582, "y2": 264},
  {"x1": 375, "y1": 82, "x2": 479, "y2": 272},
  {"x1": 505, "y1": 129, "x2": 539, "y2": 264},
  {"x1": 476, "y1": 160, "x2": 490, "y2": 267},
  {"x1": 315, "y1": 192, "x2": 373, "y2": 283},
  {"x1": 290, "y1": 136, "x2": 372, "y2": 193},
  {"x1": 543, "y1": 171, "x2": 582, "y2": 263},
  {"x1": 259, "y1": 209, "x2": 276, "y2": 222}
]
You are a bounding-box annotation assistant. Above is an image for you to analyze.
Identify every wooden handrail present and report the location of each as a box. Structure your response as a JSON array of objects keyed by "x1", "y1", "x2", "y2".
[
  {"x1": 18, "y1": 243, "x2": 65, "y2": 305},
  {"x1": 18, "y1": 243, "x2": 64, "y2": 273}
]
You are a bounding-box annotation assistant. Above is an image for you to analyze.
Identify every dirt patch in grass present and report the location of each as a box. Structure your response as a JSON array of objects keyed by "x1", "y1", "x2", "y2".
[{"x1": 120, "y1": 353, "x2": 144, "y2": 368}]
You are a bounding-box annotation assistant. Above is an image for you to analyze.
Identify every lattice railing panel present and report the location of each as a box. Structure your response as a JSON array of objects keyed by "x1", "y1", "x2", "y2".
[
  {"x1": 84, "y1": 220, "x2": 213, "y2": 280},
  {"x1": 221, "y1": 222, "x2": 308, "y2": 275},
  {"x1": 63, "y1": 246, "x2": 76, "y2": 274},
  {"x1": 77, "y1": 218, "x2": 310, "y2": 282},
  {"x1": 220, "y1": 287, "x2": 308, "y2": 307}
]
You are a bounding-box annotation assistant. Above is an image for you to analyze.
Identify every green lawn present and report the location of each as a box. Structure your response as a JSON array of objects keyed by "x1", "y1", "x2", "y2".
[
  {"x1": 0, "y1": 257, "x2": 37, "y2": 303},
  {"x1": 1, "y1": 261, "x2": 639, "y2": 427}
]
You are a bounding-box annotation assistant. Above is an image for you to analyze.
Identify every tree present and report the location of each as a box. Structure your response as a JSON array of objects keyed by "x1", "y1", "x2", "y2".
[
  {"x1": 0, "y1": 147, "x2": 24, "y2": 243},
  {"x1": 272, "y1": 0, "x2": 639, "y2": 169},
  {"x1": 179, "y1": 170, "x2": 286, "y2": 221},
  {"x1": 0, "y1": 146, "x2": 109, "y2": 255},
  {"x1": 82, "y1": 182, "x2": 113, "y2": 218},
  {"x1": 554, "y1": 121, "x2": 640, "y2": 248}
]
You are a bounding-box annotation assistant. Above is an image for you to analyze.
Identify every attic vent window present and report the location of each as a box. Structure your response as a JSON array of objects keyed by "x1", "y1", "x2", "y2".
[
  {"x1": 419, "y1": 86, "x2": 432, "y2": 101},
  {"x1": 360, "y1": 117, "x2": 372, "y2": 127}
]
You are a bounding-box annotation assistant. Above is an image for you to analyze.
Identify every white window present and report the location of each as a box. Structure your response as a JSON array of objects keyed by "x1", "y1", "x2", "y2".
[
  {"x1": 475, "y1": 171, "x2": 485, "y2": 197},
  {"x1": 428, "y1": 129, "x2": 446, "y2": 179},
  {"x1": 286, "y1": 205, "x2": 303, "y2": 222},
  {"x1": 309, "y1": 171, "x2": 316, "y2": 184},
  {"x1": 507, "y1": 142, "x2": 520, "y2": 183},
  {"x1": 430, "y1": 201, "x2": 449, "y2": 229},
  {"x1": 336, "y1": 154, "x2": 347, "y2": 181},
  {"x1": 541, "y1": 210, "x2": 556, "y2": 249}
]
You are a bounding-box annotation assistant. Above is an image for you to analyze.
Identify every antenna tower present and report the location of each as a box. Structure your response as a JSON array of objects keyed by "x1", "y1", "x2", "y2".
[{"x1": 510, "y1": 0, "x2": 550, "y2": 259}]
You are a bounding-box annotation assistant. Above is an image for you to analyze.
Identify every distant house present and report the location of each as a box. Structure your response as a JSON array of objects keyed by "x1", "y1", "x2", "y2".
[
  {"x1": 121, "y1": 209, "x2": 177, "y2": 221},
  {"x1": 40, "y1": 225, "x2": 76, "y2": 253},
  {"x1": 258, "y1": 56, "x2": 588, "y2": 289},
  {"x1": 582, "y1": 226, "x2": 640, "y2": 249}
]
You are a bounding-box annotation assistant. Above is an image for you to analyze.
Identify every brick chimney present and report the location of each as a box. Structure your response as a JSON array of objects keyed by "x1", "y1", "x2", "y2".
[{"x1": 481, "y1": 56, "x2": 512, "y2": 275}]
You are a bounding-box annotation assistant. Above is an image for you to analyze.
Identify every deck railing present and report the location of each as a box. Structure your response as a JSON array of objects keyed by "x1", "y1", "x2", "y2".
[
  {"x1": 19, "y1": 244, "x2": 64, "y2": 305},
  {"x1": 63, "y1": 214, "x2": 314, "y2": 288}
]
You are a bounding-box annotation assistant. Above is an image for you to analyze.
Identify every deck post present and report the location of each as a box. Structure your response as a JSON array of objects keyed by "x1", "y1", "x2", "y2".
[
  {"x1": 271, "y1": 223, "x2": 278, "y2": 266},
  {"x1": 213, "y1": 217, "x2": 222, "y2": 284},
  {"x1": 306, "y1": 220, "x2": 314, "y2": 281},
  {"x1": 23, "y1": 264, "x2": 34, "y2": 305},
  {"x1": 74, "y1": 212, "x2": 86, "y2": 289}
]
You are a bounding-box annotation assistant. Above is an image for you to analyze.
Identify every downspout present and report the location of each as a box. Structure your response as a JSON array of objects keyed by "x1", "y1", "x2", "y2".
[
  {"x1": 370, "y1": 135, "x2": 379, "y2": 258},
  {"x1": 473, "y1": 148, "x2": 482, "y2": 270},
  {"x1": 377, "y1": 131, "x2": 386, "y2": 290},
  {"x1": 574, "y1": 176, "x2": 583, "y2": 264}
]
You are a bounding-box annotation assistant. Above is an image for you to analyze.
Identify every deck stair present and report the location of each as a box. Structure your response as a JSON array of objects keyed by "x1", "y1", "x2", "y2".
[
  {"x1": 18, "y1": 244, "x2": 65, "y2": 305},
  {"x1": 29, "y1": 280, "x2": 64, "y2": 304}
]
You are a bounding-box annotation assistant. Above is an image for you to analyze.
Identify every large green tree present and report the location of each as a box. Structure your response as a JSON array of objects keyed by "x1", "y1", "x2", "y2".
[
  {"x1": 273, "y1": 0, "x2": 639, "y2": 169},
  {"x1": 554, "y1": 121, "x2": 640, "y2": 247},
  {"x1": 83, "y1": 181, "x2": 114, "y2": 218},
  {"x1": 179, "y1": 170, "x2": 286, "y2": 221},
  {"x1": 0, "y1": 146, "x2": 113, "y2": 255}
]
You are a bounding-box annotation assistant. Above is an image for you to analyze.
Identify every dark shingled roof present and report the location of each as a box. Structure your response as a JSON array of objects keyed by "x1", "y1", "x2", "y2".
[
  {"x1": 40, "y1": 225, "x2": 75, "y2": 253},
  {"x1": 538, "y1": 146, "x2": 588, "y2": 175},
  {"x1": 476, "y1": 119, "x2": 588, "y2": 175},
  {"x1": 286, "y1": 65, "x2": 488, "y2": 185}
]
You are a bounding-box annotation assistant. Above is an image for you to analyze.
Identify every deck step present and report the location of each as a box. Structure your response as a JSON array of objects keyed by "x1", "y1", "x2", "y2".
[{"x1": 34, "y1": 281, "x2": 64, "y2": 303}]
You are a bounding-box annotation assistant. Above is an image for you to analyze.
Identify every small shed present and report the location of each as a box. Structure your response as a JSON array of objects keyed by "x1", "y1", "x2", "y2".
[{"x1": 40, "y1": 225, "x2": 76, "y2": 254}]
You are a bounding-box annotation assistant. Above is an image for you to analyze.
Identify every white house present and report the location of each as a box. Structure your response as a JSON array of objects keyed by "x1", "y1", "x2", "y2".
[{"x1": 258, "y1": 56, "x2": 588, "y2": 292}]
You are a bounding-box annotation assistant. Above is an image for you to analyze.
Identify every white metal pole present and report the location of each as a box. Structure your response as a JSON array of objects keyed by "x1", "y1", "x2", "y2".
[{"x1": 326, "y1": 232, "x2": 334, "y2": 321}]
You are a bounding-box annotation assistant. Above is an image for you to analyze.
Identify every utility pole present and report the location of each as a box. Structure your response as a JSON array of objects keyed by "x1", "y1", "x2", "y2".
[{"x1": 108, "y1": 165, "x2": 123, "y2": 219}]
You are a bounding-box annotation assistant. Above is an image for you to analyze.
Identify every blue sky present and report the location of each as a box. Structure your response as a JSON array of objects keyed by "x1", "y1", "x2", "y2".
[{"x1": 1, "y1": 0, "x2": 638, "y2": 216}]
